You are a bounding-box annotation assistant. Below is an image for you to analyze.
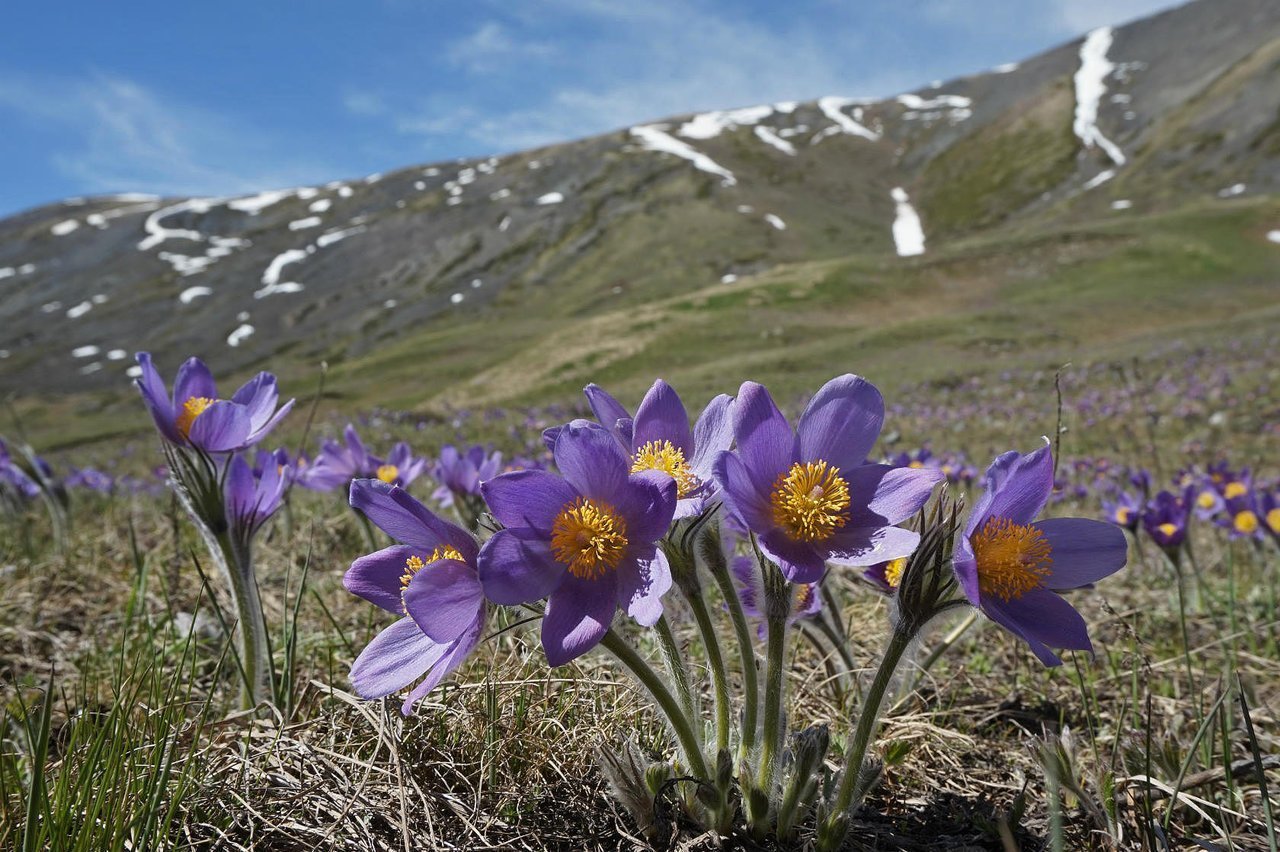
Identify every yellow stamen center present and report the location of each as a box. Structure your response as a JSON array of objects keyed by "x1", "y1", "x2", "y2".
[
  {"x1": 400, "y1": 545, "x2": 465, "y2": 588},
  {"x1": 1267, "y1": 508, "x2": 1280, "y2": 534},
  {"x1": 908, "y1": 460, "x2": 924, "y2": 469},
  {"x1": 376, "y1": 464, "x2": 400, "y2": 484},
  {"x1": 1115, "y1": 507, "x2": 1132, "y2": 525},
  {"x1": 1157, "y1": 522, "x2": 1178, "y2": 538},
  {"x1": 630, "y1": 440, "x2": 699, "y2": 498},
  {"x1": 550, "y1": 498, "x2": 629, "y2": 580},
  {"x1": 793, "y1": 583, "x2": 816, "y2": 613},
  {"x1": 176, "y1": 396, "x2": 216, "y2": 437},
  {"x1": 1234, "y1": 511, "x2": 1259, "y2": 535},
  {"x1": 971, "y1": 516, "x2": 1053, "y2": 602},
  {"x1": 769, "y1": 460, "x2": 851, "y2": 543},
  {"x1": 882, "y1": 557, "x2": 907, "y2": 589},
  {"x1": 1224, "y1": 482, "x2": 1248, "y2": 500},
  {"x1": 1196, "y1": 491, "x2": 1217, "y2": 510}
]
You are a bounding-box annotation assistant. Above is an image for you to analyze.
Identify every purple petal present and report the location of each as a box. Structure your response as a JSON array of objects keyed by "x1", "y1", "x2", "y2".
[
  {"x1": 344, "y1": 544, "x2": 421, "y2": 612},
  {"x1": 134, "y1": 353, "x2": 181, "y2": 443},
  {"x1": 246, "y1": 398, "x2": 294, "y2": 444},
  {"x1": 732, "y1": 382, "x2": 795, "y2": 494},
  {"x1": 631, "y1": 379, "x2": 693, "y2": 456},
  {"x1": 481, "y1": 469, "x2": 578, "y2": 534},
  {"x1": 404, "y1": 560, "x2": 484, "y2": 643},
  {"x1": 231, "y1": 373, "x2": 277, "y2": 427},
  {"x1": 712, "y1": 450, "x2": 774, "y2": 535},
  {"x1": 971, "y1": 445, "x2": 1053, "y2": 532},
  {"x1": 172, "y1": 357, "x2": 216, "y2": 408},
  {"x1": 349, "y1": 479, "x2": 478, "y2": 561},
  {"x1": 966, "y1": 451, "x2": 1021, "y2": 535},
  {"x1": 399, "y1": 619, "x2": 483, "y2": 714},
  {"x1": 796, "y1": 374, "x2": 884, "y2": 473},
  {"x1": 476, "y1": 527, "x2": 565, "y2": 605},
  {"x1": 350, "y1": 617, "x2": 446, "y2": 698},
  {"x1": 187, "y1": 400, "x2": 252, "y2": 452},
  {"x1": 952, "y1": 542, "x2": 980, "y2": 607},
  {"x1": 984, "y1": 587, "x2": 1092, "y2": 667},
  {"x1": 758, "y1": 528, "x2": 827, "y2": 584},
  {"x1": 689, "y1": 394, "x2": 734, "y2": 479},
  {"x1": 224, "y1": 455, "x2": 255, "y2": 519},
  {"x1": 583, "y1": 384, "x2": 631, "y2": 445},
  {"x1": 541, "y1": 571, "x2": 618, "y2": 667},
  {"x1": 845, "y1": 464, "x2": 943, "y2": 527},
  {"x1": 615, "y1": 545, "x2": 670, "y2": 627},
  {"x1": 1035, "y1": 518, "x2": 1128, "y2": 589},
  {"x1": 617, "y1": 470, "x2": 677, "y2": 545},
  {"x1": 826, "y1": 525, "x2": 921, "y2": 567},
  {"x1": 553, "y1": 420, "x2": 630, "y2": 505},
  {"x1": 344, "y1": 424, "x2": 368, "y2": 466},
  {"x1": 541, "y1": 425, "x2": 563, "y2": 453}
]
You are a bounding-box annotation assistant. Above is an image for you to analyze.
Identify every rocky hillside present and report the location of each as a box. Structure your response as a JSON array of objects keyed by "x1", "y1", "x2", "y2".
[{"x1": 1, "y1": 0, "x2": 1278, "y2": 398}]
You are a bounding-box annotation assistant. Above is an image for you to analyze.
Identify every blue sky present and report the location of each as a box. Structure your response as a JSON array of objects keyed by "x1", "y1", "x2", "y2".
[{"x1": 0, "y1": 0, "x2": 1178, "y2": 216}]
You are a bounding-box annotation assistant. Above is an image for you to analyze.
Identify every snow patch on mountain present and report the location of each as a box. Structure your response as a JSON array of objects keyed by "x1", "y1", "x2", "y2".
[
  {"x1": 678, "y1": 105, "x2": 774, "y2": 139},
  {"x1": 816, "y1": 97, "x2": 880, "y2": 141},
  {"x1": 630, "y1": 125, "x2": 736, "y2": 186},
  {"x1": 1074, "y1": 27, "x2": 1127, "y2": 167},
  {"x1": 754, "y1": 126, "x2": 796, "y2": 156},
  {"x1": 890, "y1": 188, "x2": 926, "y2": 257}
]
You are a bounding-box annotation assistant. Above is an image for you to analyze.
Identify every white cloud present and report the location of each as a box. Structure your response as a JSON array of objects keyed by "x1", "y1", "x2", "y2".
[
  {"x1": 445, "y1": 21, "x2": 556, "y2": 73},
  {"x1": 0, "y1": 72, "x2": 334, "y2": 199}
]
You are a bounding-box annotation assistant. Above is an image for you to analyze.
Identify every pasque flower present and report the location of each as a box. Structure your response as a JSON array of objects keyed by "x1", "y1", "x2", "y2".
[
  {"x1": 344, "y1": 479, "x2": 485, "y2": 713},
  {"x1": 225, "y1": 452, "x2": 290, "y2": 541},
  {"x1": 546, "y1": 380, "x2": 734, "y2": 518},
  {"x1": 431, "y1": 444, "x2": 505, "y2": 507},
  {"x1": 300, "y1": 424, "x2": 426, "y2": 491},
  {"x1": 1142, "y1": 488, "x2": 1192, "y2": 551},
  {"x1": 953, "y1": 443, "x2": 1128, "y2": 666},
  {"x1": 478, "y1": 420, "x2": 676, "y2": 666},
  {"x1": 134, "y1": 353, "x2": 293, "y2": 453},
  {"x1": 712, "y1": 377, "x2": 942, "y2": 584}
]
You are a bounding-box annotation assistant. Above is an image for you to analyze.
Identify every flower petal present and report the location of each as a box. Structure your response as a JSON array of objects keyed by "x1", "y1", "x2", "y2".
[
  {"x1": 349, "y1": 479, "x2": 477, "y2": 560},
  {"x1": 344, "y1": 544, "x2": 421, "y2": 612},
  {"x1": 712, "y1": 450, "x2": 774, "y2": 534},
  {"x1": 134, "y1": 352, "x2": 181, "y2": 443},
  {"x1": 541, "y1": 571, "x2": 618, "y2": 667},
  {"x1": 826, "y1": 524, "x2": 921, "y2": 567},
  {"x1": 844, "y1": 464, "x2": 943, "y2": 527},
  {"x1": 350, "y1": 617, "x2": 446, "y2": 698},
  {"x1": 758, "y1": 528, "x2": 827, "y2": 584},
  {"x1": 187, "y1": 400, "x2": 252, "y2": 452},
  {"x1": 476, "y1": 527, "x2": 565, "y2": 605},
  {"x1": 615, "y1": 545, "x2": 671, "y2": 627},
  {"x1": 1035, "y1": 518, "x2": 1128, "y2": 589},
  {"x1": 983, "y1": 587, "x2": 1092, "y2": 667},
  {"x1": 617, "y1": 470, "x2": 677, "y2": 545},
  {"x1": 583, "y1": 383, "x2": 631, "y2": 445},
  {"x1": 632, "y1": 379, "x2": 693, "y2": 456},
  {"x1": 796, "y1": 374, "x2": 884, "y2": 472},
  {"x1": 404, "y1": 559, "x2": 484, "y2": 644},
  {"x1": 952, "y1": 540, "x2": 980, "y2": 607},
  {"x1": 553, "y1": 420, "x2": 630, "y2": 505},
  {"x1": 399, "y1": 619, "x2": 483, "y2": 714},
  {"x1": 172, "y1": 357, "x2": 216, "y2": 408},
  {"x1": 732, "y1": 382, "x2": 795, "y2": 494},
  {"x1": 481, "y1": 469, "x2": 578, "y2": 534},
  {"x1": 975, "y1": 444, "x2": 1053, "y2": 530},
  {"x1": 689, "y1": 394, "x2": 734, "y2": 479}
]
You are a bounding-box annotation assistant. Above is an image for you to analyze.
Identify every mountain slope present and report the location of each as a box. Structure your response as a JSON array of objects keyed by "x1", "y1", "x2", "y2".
[{"x1": 1, "y1": 0, "x2": 1277, "y2": 425}]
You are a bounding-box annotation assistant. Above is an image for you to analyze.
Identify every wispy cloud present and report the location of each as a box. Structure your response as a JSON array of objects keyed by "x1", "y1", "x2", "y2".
[
  {"x1": 445, "y1": 21, "x2": 557, "y2": 74},
  {"x1": 0, "y1": 71, "x2": 335, "y2": 198}
]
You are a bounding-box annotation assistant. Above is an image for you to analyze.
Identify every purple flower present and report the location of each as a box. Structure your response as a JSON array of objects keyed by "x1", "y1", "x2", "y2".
[
  {"x1": 225, "y1": 452, "x2": 289, "y2": 539},
  {"x1": 546, "y1": 380, "x2": 734, "y2": 518},
  {"x1": 299, "y1": 425, "x2": 425, "y2": 492},
  {"x1": 477, "y1": 421, "x2": 677, "y2": 666},
  {"x1": 1218, "y1": 492, "x2": 1264, "y2": 540},
  {"x1": 953, "y1": 443, "x2": 1128, "y2": 666},
  {"x1": 432, "y1": 444, "x2": 505, "y2": 507},
  {"x1": 66, "y1": 467, "x2": 115, "y2": 494},
  {"x1": 1142, "y1": 489, "x2": 1192, "y2": 551},
  {"x1": 1100, "y1": 491, "x2": 1142, "y2": 532},
  {"x1": 1190, "y1": 484, "x2": 1224, "y2": 520},
  {"x1": 134, "y1": 353, "x2": 293, "y2": 453},
  {"x1": 711, "y1": 377, "x2": 942, "y2": 584},
  {"x1": 343, "y1": 480, "x2": 485, "y2": 713}
]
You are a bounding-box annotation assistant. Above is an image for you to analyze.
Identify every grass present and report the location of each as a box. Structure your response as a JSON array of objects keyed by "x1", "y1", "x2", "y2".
[{"x1": 1, "y1": 322, "x2": 1277, "y2": 849}]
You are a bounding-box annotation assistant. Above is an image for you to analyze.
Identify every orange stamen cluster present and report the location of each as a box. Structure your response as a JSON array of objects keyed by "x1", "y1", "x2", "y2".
[
  {"x1": 630, "y1": 440, "x2": 699, "y2": 498},
  {"x1": 376, "y1": 464, "x2": 400, "y2": 484},
  {"x1": 971, "y1": 516, "x2": 1053, "y2": 602},
  {"x1": 176, "y1": 396, "x2": 216, "y2": 437},
  {"x1": 769, "y1": 460, "x2": 850, "y2": 543},
  {"x1": 550, "y1": 498, "x2": 629, "y2": 580}
]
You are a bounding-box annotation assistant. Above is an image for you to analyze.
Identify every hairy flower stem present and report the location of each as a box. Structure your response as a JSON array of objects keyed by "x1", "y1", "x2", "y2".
[
  {"x1": 653, "y1": 614, "x2": 700, "y2": 742},
  {"x1": 819, "y1": 626, "x2": 916, "y2": 851},
  {"x1": 217, "y1": 533, "x2": 275, "y2": 709},
  {"x1": 701, "y1": 532, "x2": 759, "y2": 766},
  {"x1": 601, "y1": 630, "x2": 710, "y2": 781},
  {"x1": 748, "y1": 554, "x2": 791, "y2": 838},
  {"x1": 682, "y1": 587, "x2": 731, "y2": 755}
]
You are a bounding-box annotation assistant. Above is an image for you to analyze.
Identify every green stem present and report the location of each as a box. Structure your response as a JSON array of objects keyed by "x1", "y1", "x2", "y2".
[
  {"x1": 600, "y1": 630, "x2": 709, "y2": 779},
  {"x1": 819, "y1": 626, "x2": 915, "y2": 851},
  {"x1": 683, "y1": 586, "x2": 731, "y2": 755},
  {"x1": 751, "y1": 606, "x2": 788, "y2": 834},
  {"x1": 708, "y1": 553, "x2": 759, "y2": 764},
  {"x1": 217, "y1": 533, "x2": 275, "y2": 709},
  {"x1": 653, "y1": 614, "x2": 700, "y2": 741}
]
